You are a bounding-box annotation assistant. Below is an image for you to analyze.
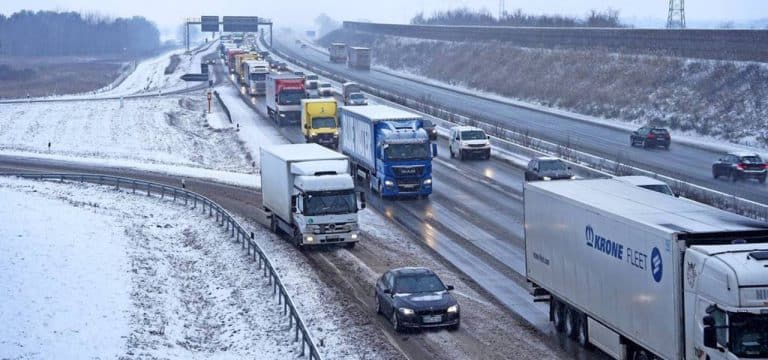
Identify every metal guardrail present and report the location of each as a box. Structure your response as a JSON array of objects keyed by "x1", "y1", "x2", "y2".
[
  {"x1": 2, "y1": 173, "x2": 323, "y2": 360},
  {"x1": 344, "y1": 21, "x2": 768, "y2": 62},
  {"x1": 213, "y1": 90, "x2": 232, "y2": 123},
  {"x1": 265, "y1": 40, "x2": 768, "y2": 223}
]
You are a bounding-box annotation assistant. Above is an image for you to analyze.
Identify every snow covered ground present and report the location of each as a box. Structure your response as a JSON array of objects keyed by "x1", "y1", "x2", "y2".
[
  {"x1": 0, "y1": 177, "x2": 299, "y2": 359},
  {"x1": 0, "y1": 96, "x2": 252, "y2": 173}
]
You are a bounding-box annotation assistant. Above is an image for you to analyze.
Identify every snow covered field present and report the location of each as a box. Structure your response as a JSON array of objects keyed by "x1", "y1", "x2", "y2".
[{"x1": 0, "y1": 177, "x2": 304, "y2": 359}]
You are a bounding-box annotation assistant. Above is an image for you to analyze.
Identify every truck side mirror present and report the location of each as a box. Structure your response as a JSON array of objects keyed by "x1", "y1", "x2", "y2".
[
  {"x1": 358, "y1": 191, "x2": 366, "y2": 210},
  {"x1": 487, "y1": 135, "x2": 491, "y2": 140},
  {"x1": 291, "y1": 195, "x2": 298, "y2": 213},
  {"x1": 432, "y1": 143, "x2": 438, "y2": 158}
]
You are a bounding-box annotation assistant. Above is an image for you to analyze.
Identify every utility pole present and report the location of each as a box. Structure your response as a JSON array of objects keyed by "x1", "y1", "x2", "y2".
[
  {"x1": 498, "y1": 0, "x2": 506, "y2": 19},
  {"x1": 667, "y1": 0, "x2": 686, "y2": 29}
]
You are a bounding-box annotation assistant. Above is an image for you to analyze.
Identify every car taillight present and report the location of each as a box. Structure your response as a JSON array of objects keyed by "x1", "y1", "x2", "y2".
[
  {"x1": 736, "y1": 163, "x2": 746, "y2": 170},
  {"x1": 763, "y1": 163, "x2": 768, "y2": 169},
  {"x1": 647, "y1": 134, "x2": 655, "y2": 139}
]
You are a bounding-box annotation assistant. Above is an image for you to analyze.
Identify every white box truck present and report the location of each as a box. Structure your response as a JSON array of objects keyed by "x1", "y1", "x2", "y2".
[
  {"x1": 525, "y1": 178, "x2": 768, "y2": 360},
  {"x1": 261, "y1": 144, "x2": 365, "y2": 248}
]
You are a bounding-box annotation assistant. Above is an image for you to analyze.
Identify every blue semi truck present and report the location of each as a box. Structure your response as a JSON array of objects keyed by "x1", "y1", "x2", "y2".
[{"x1": 339, "y1": 105, "x2": 437, "y2": 198}]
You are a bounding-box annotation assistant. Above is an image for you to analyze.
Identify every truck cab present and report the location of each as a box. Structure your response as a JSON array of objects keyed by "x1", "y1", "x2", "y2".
[
  {"x1": 301, "y1": 99, "x2": 339, "y2": 149},
  {"x1": 244, "y1": 60, "x2": 269, "y2": 96},
  {"x1": 266, "y1": 73, "x2": 305, "y2": 127},
  {"x1": 687, "y1": 244, "x2": 768, "y2": 360}
]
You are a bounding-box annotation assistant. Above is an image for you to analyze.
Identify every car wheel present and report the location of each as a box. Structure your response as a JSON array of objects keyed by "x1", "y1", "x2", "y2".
[
  {"x1": 577, "y1": 313, "x2": 590, "y2": 348},
  {"x1": 551, "y1": 299, "x2": 565, "y2": 332},
  {"x1": 712, "y1": 168, "x2": 719, "y2": 179},
  {"x1": 642, "y1": 139, "x2": 648, "y2": 149},
  {"x1": 392, "y1": 310, "x2": 403, "y2": 333},
  {"x1": 664, "y1": 144, "x2": 670, "y2": 151},
  {"x1": 761, "y1": 176, "x2": 766, "y2": 184},
  {"x1": 630, "y1": 138, "x2": 635, "y2": 147},
  {"x1": 375, "y1": 294, "x2": 382, "y2": 315},
  {"x1": 731, "y1": 171, "x2": 739, "y2": 182},
  {"x1": 564, "y1": 306, "x2": 577, "y2": 338},
  {"x1": 449, "y1": 146, "x2": 454, "y2": 158}
]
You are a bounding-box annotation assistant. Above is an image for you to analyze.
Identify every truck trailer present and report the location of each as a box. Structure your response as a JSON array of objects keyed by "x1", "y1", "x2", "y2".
[
  {"x1": 347, "y1": 47, "x2": 371, "y2": 70},
  {"x1": 266, "y1": 73, "x2": 305, "y2": 126},
  {"x1": 301, "y1": 99, "x2": 339, "y2": 149},
  {"x1": 329, "y1": 43, "x2": 347, "y2": 63},
  {"x1": 340, "y1": 105, "x2": 436, "y2": 198},
  {"x1": 524, "y1": 178, "x2": 768, "y2": 360},
  {"x1": 261, "y1": 144, "x2": 364, "y2": 248}
]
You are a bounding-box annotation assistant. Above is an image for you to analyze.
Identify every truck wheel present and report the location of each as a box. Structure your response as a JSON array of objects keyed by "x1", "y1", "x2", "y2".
[
  {"x1": 344, "y1": 242, "x2": 356, "y2": 249},
  {"x1": 577, "y1": 314, "x2": 590, "y2": 348},
  {"x1": 269, "y1": 215, "x2": 278, "y2": 234},
  {"x1": 551, "y1": 299, "x2": 565, "y2": 332},
  {"x1": 564, "y1": 306, "x2": 578, "y2": 338},
  {"x1": 633, "y1": 349, "x2": 653, "y2": 360},
  {"x1": 292, "y1": 228, "x2": 303, "y2": 247}
]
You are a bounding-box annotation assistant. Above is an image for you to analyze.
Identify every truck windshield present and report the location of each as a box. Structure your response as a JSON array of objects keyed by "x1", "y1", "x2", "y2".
[
  {"x1": 461, "y1": 130, "x2": 487, "y2": 140},
  {"x1": 384, "y1": 143, "x2": 430, "y2": 161},
  {"x1": 728, "y1": 312, "x2": 768, "y2": 358},
  {"x1": 304, "y1": 190, "x2": 356, "y2": 216},
  {"x1": 278, "y1": 90, "x2": 304, "y2": 105},
  {"x1": 306, "y1": 82, "x2": 318, "y2": 90},
  {"x1": 350, "y1": 93, "x2": 364, "y2": 100},
  {"x1": 311, "y1": 117, "x2": 337, "y2": 129},
  {"x1": 250, "y1": 73, "x2": 266, "y2": 81}
]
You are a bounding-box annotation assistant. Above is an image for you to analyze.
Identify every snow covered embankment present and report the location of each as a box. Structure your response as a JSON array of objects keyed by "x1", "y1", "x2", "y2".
[{"x1": 0, "y1": 177, "x2": 299, "y2": 359}]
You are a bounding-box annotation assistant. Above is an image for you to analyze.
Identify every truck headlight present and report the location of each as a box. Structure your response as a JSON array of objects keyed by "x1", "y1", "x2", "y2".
[
  {"x1": 384, "y1": 180, "x2": 394, "y2": 187},
  {"x1": 447, "y1": 305, "x2": 459, "y2": 313},
  {"x1": 543, "y1": 176, "x2": 552, "y2": 181},
  {"x1": 351, "y1": 233, "x2": 358, "y2": 240},
  {"x1": 399, "y1": 308, "x2": 414, "y2": 316},
  {"x1": 570, "y1": 175, "x2": 577, "y2": 180},
  {"x1": 304, "y1": 236, "x2": 314, "y2": 242},
  {"x1": 280, "y1": 113, "x2": 286, "y2": 118},
  {"x1": 423, "y1": 178, "x2": 432, "y2": 185}
]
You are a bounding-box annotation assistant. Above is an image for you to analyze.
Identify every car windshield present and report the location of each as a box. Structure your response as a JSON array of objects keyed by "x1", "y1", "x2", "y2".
[
  {"x1": 640, "y1": 184, "x2": 674, "y2": 196},
  {"x1": 461, "y1": 130, "x2": 486, "y2": 140},
  {"x1": 728, "y1": 312, "x2": 768, "y2": 358},
  {"x1": 304, "y1": 190, "x2": 356, "y2": 216},
  {"x1": 384, "y1": 143, "x2": 430, "y2": 161},
  {"x1": 539, "y1": 160, "x2": 567, "y2": 171},
  {"x1": 350, "y1": 93, "x2": 364, "y2": 99},
  {"x1": 311, "y1": 117, "x2": 336, "y2": 129},
  {"x1": 278, "y1": 90, "x2": 304, "y2": 105},
  {"x1": 741, "y1": 156, "x2": 763, "y2": 164},
  {"x1": 394, "y1": 274, "x2": 445, "y2": 294}
]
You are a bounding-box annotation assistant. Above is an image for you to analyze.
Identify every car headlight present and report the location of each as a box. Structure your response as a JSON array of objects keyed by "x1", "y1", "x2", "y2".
[
  {"x1": 423, "y1": 178, "x2": 432, "y2": 185},
  {"x1": 543, "y1": 176, "x2": 552, "y2": 181},
  {"x1": 384, "y1": 180, "x2": 394, "y2": 187},
  {"x1": 399, "y1": 308, "x2": 414, "y2": 316},
  {"x1": 447, "y1": 305, "x2": 459, "y2": 313},
  {"x1": 570, "y1": 175, "x2": 577, "y2": 180}
]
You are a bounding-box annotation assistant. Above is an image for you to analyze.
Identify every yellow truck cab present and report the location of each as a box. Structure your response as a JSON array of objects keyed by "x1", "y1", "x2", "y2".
[{"x1": 301, "y1": 99, "x2": 339, "y2": 149}]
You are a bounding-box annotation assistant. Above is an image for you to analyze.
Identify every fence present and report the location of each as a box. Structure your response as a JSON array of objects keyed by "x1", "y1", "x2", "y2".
[
  {"x1": 343, "y1": 21, "x2": 768, "y2": 62},
  {"x1": 265, "y1": 40, "x2": 768, "y2": 222},
  {"x1": 2, "y1": 173, "x2": 322, "y2": 360},
  {"x1": 212, "y1": 90, "x2": 232, "y2": 123}
]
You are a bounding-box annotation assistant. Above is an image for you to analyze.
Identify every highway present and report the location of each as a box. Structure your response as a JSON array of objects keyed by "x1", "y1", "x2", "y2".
[
  {"x1": 212, "y1": 54, "x2": 607, "y2": 359},
  {"x1": 271, "y1": 34, "x2": 768, "y2": 206}
]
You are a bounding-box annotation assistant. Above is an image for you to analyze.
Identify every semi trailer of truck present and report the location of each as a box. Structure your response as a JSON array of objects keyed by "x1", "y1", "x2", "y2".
[
  {"x1": 525, "y1": 178, "x2": 768, "y2": 360},
  {"x1": 340, "y1": 105, "x2": 436, "y2": 198}
]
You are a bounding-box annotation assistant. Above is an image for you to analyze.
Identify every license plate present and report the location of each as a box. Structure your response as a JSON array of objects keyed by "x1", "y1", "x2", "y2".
[{"x1": 423, "y1": 315, "x2": 442, "y2": 324}]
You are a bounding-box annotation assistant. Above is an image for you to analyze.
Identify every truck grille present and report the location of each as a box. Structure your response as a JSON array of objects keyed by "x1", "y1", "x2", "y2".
[
  {"x1": 392, "y1": 166, "x2": 424, "y2": 177},
  {"x1": 467, "y1": 144, "x2": 486, "y2": 148},
  {"x1": 397, "y1": 180, "x2": 421, "y2": 193},
  {"x1": 315, "y1": 223, "x2": 351, "y2": 234}
]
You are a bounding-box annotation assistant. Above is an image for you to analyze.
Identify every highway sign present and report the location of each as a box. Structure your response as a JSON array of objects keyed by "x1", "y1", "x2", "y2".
[
  {"x1": 201, "y1": 16, "x2": 219, "y2": 32},
  {"x1": 223, "y1": 16, "x2": 259, "y2": 32}
]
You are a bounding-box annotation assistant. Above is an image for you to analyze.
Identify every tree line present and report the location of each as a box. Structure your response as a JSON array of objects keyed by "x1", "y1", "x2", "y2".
[
  {"x1": 0, "y1": 10, "x2": 160, "y2": 56},
  {"x1": 411, "y1": 8, "x2": 624, "y2": 28}
]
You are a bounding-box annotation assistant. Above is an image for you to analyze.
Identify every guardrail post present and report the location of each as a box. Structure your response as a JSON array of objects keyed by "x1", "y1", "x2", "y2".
[
  {"x1": 173, "y1": 188, "x2": 176, "y2": 202},
  {"x1": 60, "y1": 175, "x2": 64, "y2": 183},
  {"x1": 294, "y1": 318, "x2": 299, "y2": 341},
  {"x1": 184, "y1": 192, "x2": 187, "y2": 205},
  {"x1": 80, "y1": 175, "x2": 85, "y2": 183},
  {"x1": 160, "y1": 187, "x2": 164, "y2": 199},
  {"x1": 115, "y1": 178, "x2": 120, "y2": 190},
  {"x1": 132, "y1": 180, "x2": 136, "y2": 194},
  {"x1": 147, "y1": 183, "x2": 150, "y2": 196}
]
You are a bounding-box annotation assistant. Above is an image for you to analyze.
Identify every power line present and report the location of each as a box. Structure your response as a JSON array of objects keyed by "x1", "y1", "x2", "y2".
[{"x1": 667, "y1": 0, "x2": 686, "y2": 29}]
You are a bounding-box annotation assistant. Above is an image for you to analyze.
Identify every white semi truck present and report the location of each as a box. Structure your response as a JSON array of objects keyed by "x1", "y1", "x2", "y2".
[
  {"x1": 261, "y1": 144, "x2": 365, "y2": 248},
  {"x1": 525, "y1": 178, "x2": 768, "y2": 360}
]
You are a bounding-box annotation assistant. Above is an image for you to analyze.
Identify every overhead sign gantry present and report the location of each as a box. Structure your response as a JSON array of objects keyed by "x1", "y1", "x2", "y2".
[{"x1": 183, "y1": 15, "x2": 273, "y2": 52}]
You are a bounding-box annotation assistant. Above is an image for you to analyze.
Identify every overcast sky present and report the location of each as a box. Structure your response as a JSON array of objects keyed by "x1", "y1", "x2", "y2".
[{"x1": 2, "y1": 0, "x2": 765, "y2": 33}]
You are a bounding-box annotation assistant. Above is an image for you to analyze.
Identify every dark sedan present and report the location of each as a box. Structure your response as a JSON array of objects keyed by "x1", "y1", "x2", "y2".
[
  {"x1": 525, "y1": 157, "x2": 575, "y2": 181},
  {"x1": 712, "y1": 152, "x2": 767, "y2": 183},
  {"x1": 375, "y1": 267, "x2": 460, "y2": 332},
  {"x1": 630, "y1": 126, "x2": 671, "y2": 150},
  {"x1": 423, "y1": 119, "x2": 438, "y2": 141}
]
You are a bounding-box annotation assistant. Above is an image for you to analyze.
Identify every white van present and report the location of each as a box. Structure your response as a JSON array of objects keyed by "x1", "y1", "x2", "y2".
[{"x1": 449, "y1": 126, "x2": 491, "y2": 160}]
